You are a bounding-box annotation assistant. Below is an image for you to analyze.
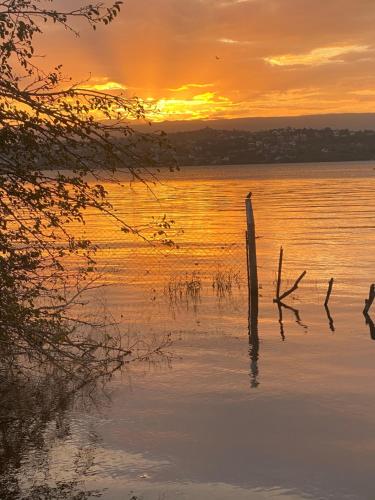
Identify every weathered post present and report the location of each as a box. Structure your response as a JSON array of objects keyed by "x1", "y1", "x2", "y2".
[
  {"x1": 276, "y1": 246, "x2": 283, "y2": 300},
  {"x1": 246, "y1": 193, "x2": 260, "y2": 388},
  {"x1": 245, "y1": 192, "x2": 259, "y2": 309}
]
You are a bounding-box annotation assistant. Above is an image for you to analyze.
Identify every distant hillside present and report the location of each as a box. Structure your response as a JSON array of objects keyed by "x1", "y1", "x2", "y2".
[
  {"x1": 138, "y1": 113, "x2": 375, "y2": 134},
  {"x1": 167, "y1": 127, "x2": 375, "y2": 166}
]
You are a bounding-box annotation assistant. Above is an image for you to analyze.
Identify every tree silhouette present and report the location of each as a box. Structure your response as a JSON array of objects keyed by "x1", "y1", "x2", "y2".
[{"x1": 0, "y1": 1, "x2": 175, "y2": 376}]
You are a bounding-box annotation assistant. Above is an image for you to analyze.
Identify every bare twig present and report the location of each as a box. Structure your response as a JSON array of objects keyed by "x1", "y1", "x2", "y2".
[{"x1": 324, "y1": 278, "x2": 334, "y2": 307}]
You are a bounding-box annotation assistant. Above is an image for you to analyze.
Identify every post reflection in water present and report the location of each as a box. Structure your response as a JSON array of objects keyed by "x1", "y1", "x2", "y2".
[{"x1": 248, "y1": 282, "x2": 260, "y2": 389}]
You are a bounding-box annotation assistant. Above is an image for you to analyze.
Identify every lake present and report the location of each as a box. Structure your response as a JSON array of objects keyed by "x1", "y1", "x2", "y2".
[{"x1": 7, "y1": 161, "x2": 375, "y2": 500}]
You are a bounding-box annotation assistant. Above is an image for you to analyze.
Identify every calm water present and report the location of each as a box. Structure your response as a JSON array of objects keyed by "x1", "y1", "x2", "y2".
[{"x1": 6, "y1": 162, "x2": 375, "y2": 499}]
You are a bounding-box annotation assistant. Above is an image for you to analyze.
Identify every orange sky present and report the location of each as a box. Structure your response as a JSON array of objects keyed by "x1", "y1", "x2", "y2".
[{"x1": 40, "y1": 0, "x2": 375, "y2": 121}]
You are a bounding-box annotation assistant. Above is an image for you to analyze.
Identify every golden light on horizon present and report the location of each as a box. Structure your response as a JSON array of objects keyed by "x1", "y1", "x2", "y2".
[{"x1": 143, "y1": 92, "x2": 234, "y2": 121}]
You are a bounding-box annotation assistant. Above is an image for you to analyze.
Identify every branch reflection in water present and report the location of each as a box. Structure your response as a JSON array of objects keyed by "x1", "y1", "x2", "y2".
[
  {"x1": 0, "y1": 367, "x2": 104, "y2": 499},
  {"x1": 0, "y1": 319, "x2": 171, "y2": 499},
  {"x1": 277, "y1": 301, "x2": 308, "y2": 341},
  {"x1": 364, "y1": 312, "x2": 375, "y2": 340},
  {"x1": 164, "y1": 272, "x2": 202, "y2": 317},
  {"x1": 363, "y1": 284, "x2": 375, "y2": 339}
]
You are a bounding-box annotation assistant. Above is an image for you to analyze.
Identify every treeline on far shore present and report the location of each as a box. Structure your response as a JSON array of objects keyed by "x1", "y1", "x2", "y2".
[{"x1": 166, "y1": 127, "x2": 375, "y2": 166}]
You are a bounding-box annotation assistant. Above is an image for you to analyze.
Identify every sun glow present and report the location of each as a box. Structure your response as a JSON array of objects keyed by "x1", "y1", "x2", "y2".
[{"x1": 144, "y1": 92, "x2": 234, "y2": 121}]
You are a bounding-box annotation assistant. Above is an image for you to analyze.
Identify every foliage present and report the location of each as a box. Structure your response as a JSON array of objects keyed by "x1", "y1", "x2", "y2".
[{"x1": 0, "y1": 1, "x2": 175, "y2": 374}]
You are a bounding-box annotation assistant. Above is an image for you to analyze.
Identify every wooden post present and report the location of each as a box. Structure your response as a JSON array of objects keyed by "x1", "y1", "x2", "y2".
[
  {"x1": 324, "y1": 278, "x2": 334, "y2": 307},
  {"x1": 245, "y1": 194, "x2": 260, "y2": 388},
  {"x1": 245, "y1": 193, "x2": 259, "y2": 309},
  {"x1": 276, "y1": 246, "x2": 283, "y2": 300}
]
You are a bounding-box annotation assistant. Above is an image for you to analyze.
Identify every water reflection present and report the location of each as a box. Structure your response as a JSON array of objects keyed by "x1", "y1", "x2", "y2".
[
  {"x1": 277, "y1": 301, "x2": 308, "y2": 340},
  {"x1": 165, "y1": 272, "x2": 202, "y2": 317},
  {"x1": 363, "y1": 284, "x2": 375, "y2": 340},
  {"x1": 0, "y1": 369, "x2": 104, "y2": 499},
  {"x1": 277, "y1": 302, "x2": 286, "y2": 341},
  {"x1": 248, "y1": 281, "x2": 259, "y2": 389},
  {"x1": 325, "y1": 303, "x2": 335, "y2": 332},
  {"x1": 364, "y1": 312, "x2": 375, "y2": 340},
  {"x1": 23, "y1": 162, "x2": 375, "y2": 500}
]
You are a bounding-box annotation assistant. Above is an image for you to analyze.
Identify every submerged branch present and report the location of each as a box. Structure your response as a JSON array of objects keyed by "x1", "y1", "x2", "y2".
[{"x1": 277, "y1": 270, "x2": 307, "y2": 302}]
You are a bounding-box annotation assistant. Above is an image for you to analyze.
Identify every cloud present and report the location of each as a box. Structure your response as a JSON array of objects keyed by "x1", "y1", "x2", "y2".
[
  {"x1": 81, "y1": 80, "x2": 127, "y2": 92},
  {"x1": 167, "y1": 83, "x2": 214, "y2": 92},
  {"x1": 351, "y1": 89, "x2": 375, "y2": 96},
  {"x1": 218, "y1": 38, "x2": 253, "y2": 45},
  {"x1": 33, "y1": 0, "x2": 375, "y2": 119},
  {"x1": 217, "y1": 0, "x2": 255, "y2": 6},
  {"x1": 264, "y1": 45, "x2": 370, "y2": 67}
]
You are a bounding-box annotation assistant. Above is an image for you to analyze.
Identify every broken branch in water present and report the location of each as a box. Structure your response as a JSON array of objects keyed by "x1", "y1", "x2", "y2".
[
  {"x1": 324, "y1": 278, "x2": 334, "y2": 307},
  {"x1": 274, "y1": 268, "x2": 307, "y2": 303},
  {"x1": 278, "y1": 271, "x2": 307, "y2": 301},
  {"x1": 273, "y1": 246, "x2": 306, "y2": 303},
  {"x1": 363, "y1": 284, "x2": 375, "y2": 316}
]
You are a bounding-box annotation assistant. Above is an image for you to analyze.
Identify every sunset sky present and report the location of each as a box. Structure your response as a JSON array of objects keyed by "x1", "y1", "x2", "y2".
[{"x1": 43, "y1": 0, "x2": 375, "y2": 121}]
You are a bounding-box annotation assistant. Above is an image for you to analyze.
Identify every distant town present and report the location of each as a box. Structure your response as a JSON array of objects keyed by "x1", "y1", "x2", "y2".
[{"x1": 168, "y1": 127, "x2": 375, "y2": 166}]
